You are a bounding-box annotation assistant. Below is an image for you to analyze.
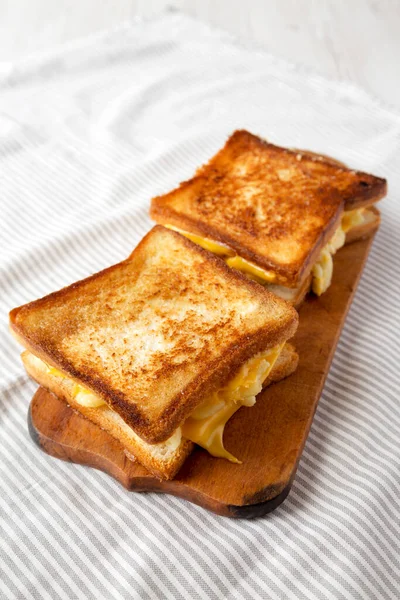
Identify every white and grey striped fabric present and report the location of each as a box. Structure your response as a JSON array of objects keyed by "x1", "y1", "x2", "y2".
[{"x1": 1, "y1": 12, "x2": 399, "y2": 600}]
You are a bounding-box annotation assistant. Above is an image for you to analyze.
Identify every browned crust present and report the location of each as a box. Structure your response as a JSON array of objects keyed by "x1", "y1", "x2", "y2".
[
  {"x1": 150, "y1": 130, "x2": 386, "y2": 286},
  {"x1": 289, "y1": 148, "x2": 386, "y2": 210},
  {"x1": 22, "y1": 351, "x2": 194, "y2": 480},
  {"x1": 10, "y1": 226, "x2": 298, "y2": 444},
  {"x1": 345, "y1": 206, "x2": 381, "y2": 245}
]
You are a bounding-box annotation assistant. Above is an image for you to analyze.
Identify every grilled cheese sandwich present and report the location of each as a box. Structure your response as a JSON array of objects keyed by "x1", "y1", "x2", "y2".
[
  {"x1": 151, "y1": 130, "x2": 386, "y2": 306},
  {"x1": 27, "y1": 343, "x2": 283, "y2": 464},
  {"x1": 11, "y1": 226, "x2": 299, "y2": 479}
]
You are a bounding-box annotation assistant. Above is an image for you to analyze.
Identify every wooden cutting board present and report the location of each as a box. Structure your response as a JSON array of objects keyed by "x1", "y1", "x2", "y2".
[{"x1": 29, "y1": 233, "x2": 376, "y2": 518}]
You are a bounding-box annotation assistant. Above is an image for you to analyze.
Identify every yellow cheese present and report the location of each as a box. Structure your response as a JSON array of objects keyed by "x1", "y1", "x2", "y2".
[
  {"x1": 165, "y1": 225, "x2": 275, "y2": 284},
  {"x1": 328, "y1": 223, "x2": 346, "y2": 253},
  {"x1": 225, "y1": 256, "x2": 277, "y2": 284},
  {"x1": 46, "y1": 365, "x2": 67, "y2": 379},
  {"x1": 341, "y1": 208, "x2": 365, "y2": 233},
  {"x1": 311, "y1": 248, "x2": 333, "y2": 296},
  {"x1": 165, "y1": 225, "x2": 234, "y2": 256},
  {"x1": 309, "y1": 208, "x2": 367, "y2": 296},
  {"x1": 181, "y1": 344, "x2": 283, "y2": 463},
  {"x1": 45, "y1": 363, "x2": 106, "y2": 407},
  {"x1": 311, "y1": 220, "x2": 347, "y2": 296},
  {"x1": 72, "y1": 385, "x2": 106, "y2": 408}
]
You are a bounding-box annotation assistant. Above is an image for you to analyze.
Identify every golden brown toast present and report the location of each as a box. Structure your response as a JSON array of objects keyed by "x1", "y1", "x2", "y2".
[
  {"x1": 150, "y1": 130, "x2": 386, "y2": 287},
  {"x1": 22, "y1": 343, "x2": 298, "y2": 479},
  {"x1": 10, "y1": 225, "x2": 298, "y2": 445}
]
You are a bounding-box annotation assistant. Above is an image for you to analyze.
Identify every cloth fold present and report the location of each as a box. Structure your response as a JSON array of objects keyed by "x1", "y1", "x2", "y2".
[{"x1": 1, "y1": 13, "x2": 399, "y2": 600}]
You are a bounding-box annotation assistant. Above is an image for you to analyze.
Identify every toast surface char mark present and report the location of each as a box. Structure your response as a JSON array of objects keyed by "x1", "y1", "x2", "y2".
[
  {"x1": 151, "y1": 130, "x2": 386, "y2": 286},
  {"x1": 10, "y1": 226, "x2": 298, "y2": 443}
]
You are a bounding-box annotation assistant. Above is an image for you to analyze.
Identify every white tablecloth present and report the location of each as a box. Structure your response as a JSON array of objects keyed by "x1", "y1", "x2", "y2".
[{"x1": 1, "y1": 12, "x2": 399, "y2": 600}]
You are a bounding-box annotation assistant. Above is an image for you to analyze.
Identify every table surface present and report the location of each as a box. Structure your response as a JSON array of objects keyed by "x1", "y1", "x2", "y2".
[{"x1": 0, "y1": 0, "x2": 399, "y2": 110}]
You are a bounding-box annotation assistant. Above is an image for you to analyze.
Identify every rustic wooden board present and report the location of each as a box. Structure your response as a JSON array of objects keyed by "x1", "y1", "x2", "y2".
[{"x1": 29, "y1": 233, "x2": 375, "y2": 518}]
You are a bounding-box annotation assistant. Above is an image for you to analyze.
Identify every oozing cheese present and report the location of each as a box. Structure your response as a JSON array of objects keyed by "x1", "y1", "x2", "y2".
[
  {"x1": 165, "y1": 225, "x2": 278, "y2": 283},
  {"x1": 165, "y1": 225, "x2": 234, "y2": 256},
  {"x1": 311, "y1": 222, "x2": 346, "y2": 295},
  {"x1": 311, "y1": 210, "x2": 367, "y2": 295},
  {"x1": 225, "y1": 256, "x2": 277, "y2": 284},
  {"x1": 164, "y1": 207, "x2": 367, "y2": 299},
  {"x1": 29, "y1": 346, "x2": 283, "y2": 464},
  {"x1": 72, "y1": 385, "x2": 106, "y2": 408},
  {"x1": 181, "y1": 344, "x2": 283, "y2": 463},
  {"x1": 45, "y1": 364, "x2": 107, "y2": 407},
  {"x1": 46, "y1": 365, "x2": 67, "y2": 379},
  {"x1": 341, "y1": 208, "x2": 365, "y2": 233}
]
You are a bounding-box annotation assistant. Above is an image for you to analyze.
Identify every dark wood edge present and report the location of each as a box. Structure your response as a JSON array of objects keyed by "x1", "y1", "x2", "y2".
[
  {"x1": 226, "y1": 482, "x2": 292, "y2": 518},
  {"x1": 28, "y1": 402, "x2": 41, "y2": 448}
]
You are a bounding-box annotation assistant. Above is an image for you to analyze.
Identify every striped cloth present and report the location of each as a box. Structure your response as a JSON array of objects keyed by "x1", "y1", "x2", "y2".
[{"x1": 1, "y1": 12, "x2": 399, "y2": 600}]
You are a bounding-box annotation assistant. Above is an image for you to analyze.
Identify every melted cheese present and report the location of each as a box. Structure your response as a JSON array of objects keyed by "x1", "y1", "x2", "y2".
[
  {"x1": 165, "y1": 225, "x2": 234, "y2": 256},
  {"x1": 47, "y1": 365, "x2": 67, "y2": 379},
  {"x1": 311, "y1": 248, "x2": 334, "y2": 296},
  {"x1": 45, "y1": 364, "x2": 106, "y2": 407},
  {"x1": 181, "y1": 344, "x2": 283, "y2": 463},
  {"x1": 225, "y1": 256, "x2": 277, "y2": 284},
  {"x1": 72, "y1": 385, "x2": 106, "y2": 408},
  {"x1": 341, "y1": 208, "x2": 365, "y2": 233},
  {"x1": 165, "y1": 225, "x2": 278, "y2": 283},
  {"x1": 307, "y1": 209, "x2": 368, "y2": 296},
  {"x1": 311, "y1": 223, "x2": 346, "y2": 295}
]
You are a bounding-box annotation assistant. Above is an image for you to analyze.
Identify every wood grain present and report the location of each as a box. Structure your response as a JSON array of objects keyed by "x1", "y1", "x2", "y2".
[{"x1": 28, "y1": 232, "x2": 376, "y2": 517}]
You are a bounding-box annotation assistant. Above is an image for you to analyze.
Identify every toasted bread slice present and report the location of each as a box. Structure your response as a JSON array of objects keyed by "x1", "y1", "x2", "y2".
[
  {"x1": 10, "y1": 225, "x2": 298, "y2": 445},
  {"x1": 150, "y1": 130, "x2": 386, "y2": 287},
  {"x1": 22, "y1": 343, "x2": 298, "y2": 479}
]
